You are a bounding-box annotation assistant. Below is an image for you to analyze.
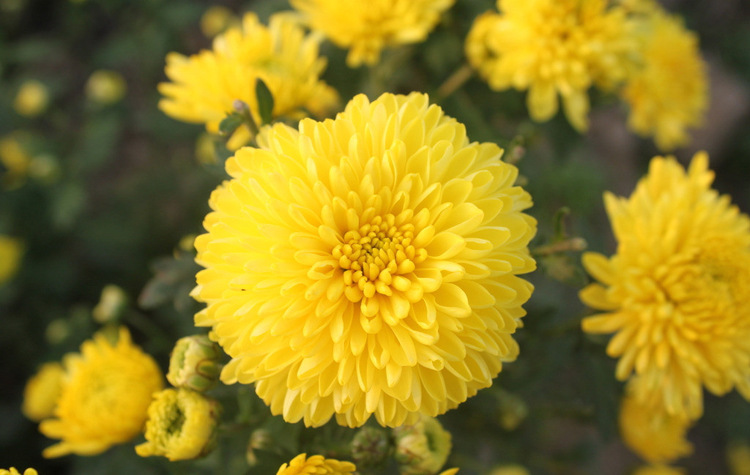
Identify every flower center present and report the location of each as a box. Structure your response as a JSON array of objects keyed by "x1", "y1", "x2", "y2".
[{"x1": 332, "y1": 214, "x2": 426, "y2": 316}]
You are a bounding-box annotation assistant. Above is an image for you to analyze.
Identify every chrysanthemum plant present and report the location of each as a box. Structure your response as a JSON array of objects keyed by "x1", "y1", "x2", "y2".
[{"x1": 9, "y1": 1, "x2": 747, "y2": 475}]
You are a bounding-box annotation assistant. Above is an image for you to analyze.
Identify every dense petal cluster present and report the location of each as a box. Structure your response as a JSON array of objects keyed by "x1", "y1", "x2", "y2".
[
  {"x1": 619, "y1": 393, "x2": 692, "y2": 464},
  {"x1": 159, "y1": 12, "x2": 339, "y2": 149},
  {"x1": 135, "y1": 388, "x2": 221, "y2": 461},
  {"x1": 580, "y1": 153, "x2": 750, "y2": 420},
  {"x1": 40, "y1": 327, "x2": 164, "y2": 457},
  {"x1": 276, "y1": 453, "x2": 356, "y2": 475},
  {"x1": 193, "y1": 92, "x2": 536, "y2": 427},
  {"x1": 621, "y1": 6, "x2": 708, "y2": 151},
  {"x1": 466, "y1": 0, "x2": 635, "y2": 131},
  {"x1": 291, "y1": 0, "x2": 455, "y2": 67}
]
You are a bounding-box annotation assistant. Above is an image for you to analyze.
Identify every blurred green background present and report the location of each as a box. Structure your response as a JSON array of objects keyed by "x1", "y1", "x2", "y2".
[{"x1": 2, "y1": 0, "x2": 750, "y2": 473}]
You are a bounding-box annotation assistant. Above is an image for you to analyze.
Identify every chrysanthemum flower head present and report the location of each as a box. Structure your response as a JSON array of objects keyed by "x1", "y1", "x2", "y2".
[
  {"x1": 621, "y1": 7, "x2": 708, "y2": 151},
  {"x1": 14, "y1": 80, "x2": 48, "y2": 117},
  {"x1": 394, "y1": 415, "x2": 452, "y2": 475},
  {"x1": 580, "y1": 152, "x2": 750, "y2": 420},
  {"x1": 159, "y1": 12, "x2": 339, "y2": 150},
  {"x1": 40, "y1": 327, "x2": 164, "y2": 457},
  {"x1": 22, "y1": 362, "x2": 65, "y2": 422},
  {"x1": 291, "y1": 0, "x2": 455, "y2": 67},
  {"x1": 0, "y1": 469, "x2": 37, "y2": 475},
  {"x1": 466, "y1": 0, "x2": 636, "y2": 131},
  {"x1": 193, "y1": 92, "x2": 536, "y2": 428},
  {"x1": 619, "y1": 392, "x2": 693, "y2": 464},
  {"x1": 276, "y1": 453, "x2": 356, "y2": 475},
  {"x1": 135, "y1": 388, "x2": 221, "y2": 461}
]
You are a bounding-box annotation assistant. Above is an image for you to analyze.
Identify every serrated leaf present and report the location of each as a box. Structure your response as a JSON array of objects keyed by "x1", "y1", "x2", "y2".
[{"x1": 255, "y1": 78, "x2": 274, "y2": 125}]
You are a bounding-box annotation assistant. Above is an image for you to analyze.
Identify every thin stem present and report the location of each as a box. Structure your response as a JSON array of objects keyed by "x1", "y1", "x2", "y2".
[{"x1": 436, "y1": 64, "x2": 474, "y2": 100}]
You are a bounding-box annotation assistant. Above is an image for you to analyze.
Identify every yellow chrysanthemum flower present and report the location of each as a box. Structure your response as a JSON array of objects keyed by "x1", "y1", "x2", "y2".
[
  {"x1": 621, "y1": 8, "x2": 708, "y2": 151},
  {"x1": 277, "y1": 453, "x2": 356, "y2": 475},
  {"x1": 193, "y1": 92, "x2": 536, "y2": 428},
  {"x1": 22, "y1": 362, "x2": 65, "y2": 422},
  {"x1": 13, "y1": 80, "x2": 49, "y2": 117},
  {"x1": 0, "y1": 235, "x2": 23, "y2": 285},
  {"x1": 135, "y1": 388, "x2": 220, "y2": 461},
  {"x1": 619, "y1": 392, "x2": 692, "y2": 464},
  {"x1": 394, "y1": 415, "x2": 452, "y2": 475},
  {"x1": 0, "y1": 132, "x2": 32, "y2": 188},
  {"x1": 85, "y1": 70, "x2": 127, "y2": 105},
  {"x1": 159, "y1": 12, "x2": 339, "y2": 150},
  {"x1": 0, "y1": 468, "x2": 37, "y2": 475},
  {"x1": 632, "y1": 465, "x2": 685, "y2": 475},
  {"x1": 200, "y1": 5, "x2": 236, "y2": 38},
  {"x1": 465, "y1": 0, "x2": 635, "y2": 131},
  {"x1": 40, "y1": 327, "x2": 164, "y2": 457},
  {"x1": 291, "y1": 0, "x2": 454, "y2": 67},
  {"x1": 580, "y1": 152, "x2": 750, "y2": 420}
]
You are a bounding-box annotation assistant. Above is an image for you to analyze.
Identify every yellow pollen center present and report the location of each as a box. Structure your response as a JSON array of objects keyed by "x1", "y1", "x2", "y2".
[{"x1": 332, "y1": 214, "x2": 427, "y2": 311}]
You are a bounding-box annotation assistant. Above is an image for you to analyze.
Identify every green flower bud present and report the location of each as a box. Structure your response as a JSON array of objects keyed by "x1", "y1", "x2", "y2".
[
  {"x1": 351, "y1": 426, "x2": 392, "y2": 469},
  {"x1": 393, "y1": 415, "x2": 452, "y2": 475},
  {"x1": 167, "y1": 335, "x2": 223, "y2": 392}
]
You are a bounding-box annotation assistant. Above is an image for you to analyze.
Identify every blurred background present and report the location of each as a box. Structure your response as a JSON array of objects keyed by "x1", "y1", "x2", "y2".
[{"x1": 1, "y1": 0, "x2": 749, "y2": 473}]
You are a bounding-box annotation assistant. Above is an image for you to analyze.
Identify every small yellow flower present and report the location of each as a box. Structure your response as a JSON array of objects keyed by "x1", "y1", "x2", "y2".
[
  {"x1": 92, "y1": 284, "x2": 128, "y2": 323},
  {"x1": 200, "y1": 5, "x2": 235, "y2": 38},
  {"x1": 159, "y1": 12, "x2": 339, "y2": 150},
  {"x1": 619, "y1": 393, "x2": 692, "y2": 464},
  {"x1": 85, "y1": 70, "x2": 127, "y2": 105},
  {"x1": 14, "y1": 80, "x2": 49, "y2": 117},
  {"x1": 167, "y1": 335, "x2": 223, "y2": 392},
  {"x1": 135, "y1": 388, "x2": 220, "y2": 461},
  {"x1": 0, "y1": 235, "x2": 23, "y2": 285},
  {"x1": 580, "y1": 153, "x2": 750, "y2": 420},
  {"x1": 22, "y1": 362, "x2": 65, "y2": 422},
  {"x1": 621, "y1": 7, "x2": 708, "y2": 151},
  {"x1": 291, "y1": 0, "x2": 454, "y2": 67},
  {"x1": 276, "y1": 453, "x2": 356, "y2": 475},
  {"x1": 632, "y1": 465, "x2": 685, "y2": 475},
  {"x1": 466, "y1": 0, "x2": 636, "y2": 131},
  {"x1": 0, "y1": 468, "x2": 37, "y2": 475},
  {"x1": 193, "y1": 92, "x2": 537, "y2": 428},
  {"x1": 40, "y1": 327, "x2": 164, "y2": 457},
  {"x1": 394, "y1": 415, "x2": 452, "y2": 475},
  {"x1": 0, "y1": 132, "x2": 32, "y2": 188}
]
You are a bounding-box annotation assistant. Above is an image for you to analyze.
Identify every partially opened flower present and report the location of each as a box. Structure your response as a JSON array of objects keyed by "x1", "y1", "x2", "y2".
[
  {"x1": 619, "y1": 392, "x2": 693, "y2": 464},
  {"x1": 193, "y1": 92, "x2": 536, "y2": 427},
  {"x1": 159, "y1": 12, "x2": 339, "y2": 149},
  {"x1": 40, "y1": 327, "x2": 163, "y2": 457},
  {"x1": 580, "y1": 153, "x2": 750, "y2": 420},
  {"x1": 466, "y1": 0, "x2": 635, "y2": 131},
  {"x1": 291, "y1": 0, "x2": 455, "y2": 67},
  {"x1": 394, "y1": 415, "x2": 452, "y2": 475},
  {"x1": 135, "y1": 388, "x2": 221, "y2": 461},
  {"x1": 276, "y1": 453, "x2": 356, "y2": 475},
  {"x1": 621, "y1": 7, "x2": 708, "y2": 151}
]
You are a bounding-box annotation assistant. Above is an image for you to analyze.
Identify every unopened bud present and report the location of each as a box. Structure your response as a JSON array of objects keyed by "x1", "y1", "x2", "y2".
[
  {"x1": 246, "y1": 428, "x2": 277, "y2": 466},
  {"x1": 393, "y1": 415, "x2": 452, "y2": 475},
  {"x1": 351, "y1": 426, "x2": 392, "y2": 468},
  {"x1": 92, "y1": 284, "x2": 128, "y2": 323},
  {"x1": 167, "y1": 335, "x2": 223, "y2": 392}
]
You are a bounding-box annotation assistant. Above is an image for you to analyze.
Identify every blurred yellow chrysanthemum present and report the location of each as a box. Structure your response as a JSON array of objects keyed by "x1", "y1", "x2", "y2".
[
  {"x1": 0, "y1": 468, "x2": 37, "y2": 475},
  {"x1": 85, "y1": 70, "x2": 127, "y2": 105},
  {"x1": 276, "y1": 453, "x2": 356, "y2": 475},
  {"x1": 632, "y1": 465, "x2": 685, "y2": 475},
  {"x1": 193, "y1": 92, "x2": 536, "y2": 427},
  {"x1": 619, "y1": 392, "x2": 692, "y2": 464},
  {"x1": 0, "y1": 132, "x2": 32, "y2": 188},
  {"x1": 291, "y1": 0, "x2": 455, "y2": 67},
  {"x1": 13, "y1": 80, "x2": 49, "y2": 117},
  {"x1": 727, "y1": 440, "x2": 750, "y2": 475},
  {"x1": 580, "y1": 152, "x2": 750, "y2": 420},
  {"x1": 200, "y1": 5, "x2": 236, "y2": 38},
  {"x1": 159, "y1": 12, "x2": 339, "y2": 150},
  {"x1": 0, "y1": 235, "x2": 23, "y2": 285},
  {"x1": 135, "y1": 388, "x2": 220, "y2": 461},
  {"x1": 40, "y1": 327, "x2": 164, "y2": 457},
  {"x1": 465, "y1": 0, "x2": 635, "y2": 131},
  {"x1": 621, "y1": 7, "x2": 708, "y2": 151},
  {"x1": 22, "y1": 362, "x2": 65, "y2": 422}
]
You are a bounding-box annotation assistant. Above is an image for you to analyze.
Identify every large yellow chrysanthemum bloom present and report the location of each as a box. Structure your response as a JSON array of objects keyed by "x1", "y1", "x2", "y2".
[
  {"x1": 276, "y1": 453, "x2": 356, "y2": 475},
  {"x1": 159, "y1": 12, "x2": 339, "y2": 150},
  {"x1": 22, "y1": 362, "x2": 65, "y2": 422},
  {"x1": 621, "y1": 8, "x2": 708, "y2": 151},
  {"x1": 135, "y1": 388, "x2": 220, "y2": 461},
  {"x1": 193, "y1": 92, "x2": 537, "y2": 428},
  {"x1": 40, "y1": 327, "x2": 164, "y2": 457},
  {"x1": 291, "y1": 0, "x2": 454, "y2": 67},
  {"x1": 465, "y1": 0, "x2": 635, "y2": 131},
  {"x1": 619, "y1": 393, "x2": 692, "y2": 464},
  {"x1": 580, "y1": 153, "x2": 750, "y2": 420}
]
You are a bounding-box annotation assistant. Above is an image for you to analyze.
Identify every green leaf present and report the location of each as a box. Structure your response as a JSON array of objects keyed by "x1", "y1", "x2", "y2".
[
  {"x1": 255, "y1": 78, "x2": 274, "y2": 126},
  {"x1": 219, "y1": 113, "x2": 243, "y2": 136}
]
